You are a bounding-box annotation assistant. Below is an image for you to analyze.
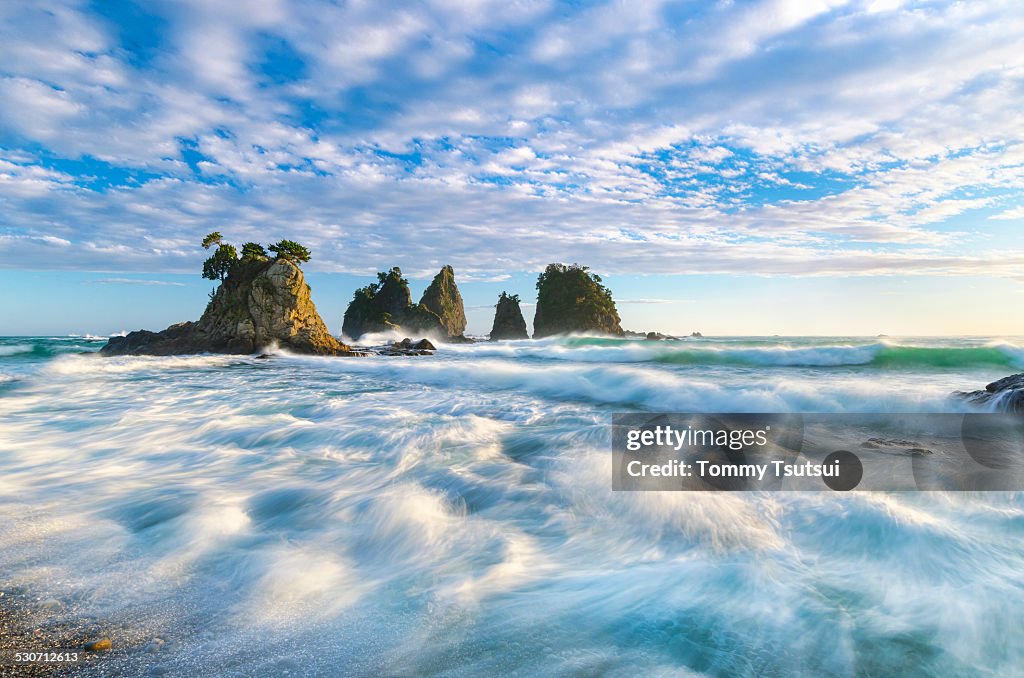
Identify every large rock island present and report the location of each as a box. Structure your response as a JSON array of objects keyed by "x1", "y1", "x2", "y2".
[
  {"x1": 342, "y1": 265, "x2": 470, "y2": 342},
  {"x1": 532, "y1": 263, "x2": 623, "y2": 338},
  {"x1": 102, "y1": 236, "x2": 356, "y2": 356}
]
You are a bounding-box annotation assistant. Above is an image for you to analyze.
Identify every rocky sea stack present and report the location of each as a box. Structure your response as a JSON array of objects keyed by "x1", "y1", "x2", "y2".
[
  {"x1": 342, "y1": 266, "x2": 469, "y2": 341},
  {"x1": 102, "y1": 236, "x2": 356, "y2": 356},
  {"x1": 419, "y1": 265, "x2": 468, "y2": 338},
  {"x1": 533, "y1": 263, "x2": 623, "y2": 338},
  {"x1": 490, "y1": 292, "x2": 529, "y2": 340}
]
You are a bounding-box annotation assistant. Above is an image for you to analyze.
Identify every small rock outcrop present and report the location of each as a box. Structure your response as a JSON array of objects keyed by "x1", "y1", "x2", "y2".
[
  {"x1": 419, "y1": 265, "x2": 467, "y2": 338},
  {"x1": 342, "y1": 266, "x2": 458, "y2": 341},
  {"x1": 102, "y1": 257, "x2": 355, "y2": 356},
  {"x1": 377, "y1": 337, "x2": 437, "y2": 356},
  {"x1": 957, "y1": 373, "x2": 1024, "y2": 413},
  {"x1": 490, "y1": 292, "x2": 529, "y2": 340},
  {"x1": 533, "y1": 263, "x2": 623, "y2": 338}
]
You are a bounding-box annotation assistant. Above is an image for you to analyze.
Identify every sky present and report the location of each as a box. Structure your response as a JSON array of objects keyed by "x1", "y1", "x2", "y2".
[{"x1": 1, "y1": 0, "x2": 1023, "y2": 336}]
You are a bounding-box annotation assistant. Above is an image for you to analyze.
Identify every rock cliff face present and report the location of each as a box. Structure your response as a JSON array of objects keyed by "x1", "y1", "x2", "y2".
[
  {"x1": 101, "y1": 257, "x2": 355, "y2": 356},
  {"x1": 532, "y1": 263, "x2": 623, "y2": 338},
  {"x1": 957, "y1": 373, "x2": 1024, "y2": 413},
  {"x1": 419, "y1": 265, "x2": 467, "y2": 338},
  {"x1": 489, "y1": 292, "x2": 529, "y2": 340},
  {"x1": 342, "y1": 266, "x2": 461, "y2": 341}
]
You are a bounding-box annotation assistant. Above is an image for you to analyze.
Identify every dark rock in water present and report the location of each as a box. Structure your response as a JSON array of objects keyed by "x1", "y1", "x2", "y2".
[
  {"x1": 419, "y1": 265, "x2": 467, "y2": 338},
  {"x1": 377, "y1": 337, "x2": 435, "y2": 356},
  {"x1": 691, "y1": 331, "x2": 703, "y2": 338},
  {"x1": 84, "y1": 638, "x2": 112, "y2": 652},
  {"x1": 860, "y1": 437, "x2": 933, "y2": 456},
  {"x1": 627, "y1": 329, "x2": 678, "y2": 340},
  {"x1": 532, "y1": 263, "x2": 623, "y2": 338},
  {"x1": 101, "y1": 258, "x2": 356, "y2": 357},
  {"x1": 957, "y1": 373, "x2": 1024, "y2": 413},
  {"x1": 343, "y1": 266, "x2": 460, "y2": 341},
  {"x1": 490, "y1": 292, "x2": 529, "y2": 340}
]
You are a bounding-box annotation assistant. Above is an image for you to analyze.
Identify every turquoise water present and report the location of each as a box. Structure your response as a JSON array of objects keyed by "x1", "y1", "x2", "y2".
[{"x1": 1, "y1": 335, "x2": 1023, "y2": 676}]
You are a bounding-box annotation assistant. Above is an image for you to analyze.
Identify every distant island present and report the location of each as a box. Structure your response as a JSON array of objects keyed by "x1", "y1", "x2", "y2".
[{"x1": 101, "y1": 234, "x2": 697, "y2": 357}]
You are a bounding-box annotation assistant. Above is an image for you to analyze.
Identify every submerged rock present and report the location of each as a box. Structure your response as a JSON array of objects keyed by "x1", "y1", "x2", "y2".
[
  {"x1": 144, "y1": 638, "x2": 166, "y2": 653},
  {"x1": 101, "y1": 258, "x2": 356, "y2": 356},
  {"x1": 490, "y1": 292, "x2": 529, "y2": 340},
  {"x1": 957, "y1": 373, "x2": 1024, "y2": 413},
  {"x1": 532, "y1": 263, "x2": 623, "y2": 338},
  {"x1": 419, "y1": 265, "x2": 467, "y2": 338}
]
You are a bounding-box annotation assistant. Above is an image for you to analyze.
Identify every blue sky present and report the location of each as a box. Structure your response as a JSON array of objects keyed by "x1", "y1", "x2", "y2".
[{"x1": 1, "y1": 0, "x2": 1023, "y2": 336}]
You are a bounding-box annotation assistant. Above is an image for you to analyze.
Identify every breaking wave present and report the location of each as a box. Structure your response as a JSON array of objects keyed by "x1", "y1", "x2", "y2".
[{"x1": 1, "y1": 335, "x2": 1022, "y2": 675}]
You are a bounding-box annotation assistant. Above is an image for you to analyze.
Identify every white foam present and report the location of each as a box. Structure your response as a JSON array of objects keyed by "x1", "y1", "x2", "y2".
[{"x1": 0, "y1": 343, "x2": 34, "y2": 356}]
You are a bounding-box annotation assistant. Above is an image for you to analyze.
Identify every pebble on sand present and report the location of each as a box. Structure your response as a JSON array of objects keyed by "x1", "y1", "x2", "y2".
[{"x1": 84, "y1": 638, "x2": 112, "y2": 651}]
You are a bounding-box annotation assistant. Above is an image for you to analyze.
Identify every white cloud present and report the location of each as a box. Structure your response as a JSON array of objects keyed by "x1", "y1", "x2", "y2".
[
  {"x1": 989, "y1": 207, "x2": 1024, "y2": 221},
  {"x1": 0, "y1": 0, "x2": 1021, "y2": 281}
]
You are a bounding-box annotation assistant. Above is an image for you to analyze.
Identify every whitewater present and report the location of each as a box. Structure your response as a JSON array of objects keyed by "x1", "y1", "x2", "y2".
[{"x1": 1, "y1": 335, "x2": 1023, "y2": 676}]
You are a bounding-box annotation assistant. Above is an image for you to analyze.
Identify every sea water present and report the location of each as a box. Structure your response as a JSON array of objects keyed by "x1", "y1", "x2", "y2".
[{"x1": 1, "y1": 335, "x2": 1023, "y2": 676}]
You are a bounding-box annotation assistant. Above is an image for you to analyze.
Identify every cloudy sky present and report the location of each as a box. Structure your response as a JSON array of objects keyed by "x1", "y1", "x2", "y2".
[{"x1": 1, "y1": 0, "x2": 1023, "y2": 335}]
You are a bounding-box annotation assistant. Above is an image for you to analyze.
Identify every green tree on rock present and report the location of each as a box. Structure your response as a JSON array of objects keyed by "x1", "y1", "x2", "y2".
[
  {"x1": 268, "y1": 239, "x2": 311, "y2": 264},
  {"x1": 201, "y1": 232, "x2": 223, "y2": 250},
  {"x1": 241, "y1": 242, "x2": 268, "y2": 260},
  {"x1": 201, "y1": 232, "x2": 238, "y2": 283},
  {"x1": 533, "y1": 263, "x2": 622, "y2": 338}
]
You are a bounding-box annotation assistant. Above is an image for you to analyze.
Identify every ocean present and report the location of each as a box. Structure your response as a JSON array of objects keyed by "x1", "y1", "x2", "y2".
[{"x1": 1, "y1": 335, "x2": 1023, "y2": 676}]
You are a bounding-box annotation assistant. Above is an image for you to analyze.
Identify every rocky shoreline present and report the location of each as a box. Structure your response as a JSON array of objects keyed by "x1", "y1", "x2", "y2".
[{"x1": 956, "y1": 373, "x2": 1024, "y2": 413}]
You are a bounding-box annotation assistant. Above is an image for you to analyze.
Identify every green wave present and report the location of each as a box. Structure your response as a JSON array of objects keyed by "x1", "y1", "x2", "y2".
[
  {"x1": 871, "y1": 346, "x2": 1018, "y2": 369},
  {"x1": 562, "y1": 337, "x2": 1022, "y2": 368}
]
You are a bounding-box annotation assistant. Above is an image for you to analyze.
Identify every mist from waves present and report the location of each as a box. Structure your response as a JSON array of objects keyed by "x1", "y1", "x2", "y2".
[{"x1": 1, "y1": 335, "x2": 1023, "y2": 676}]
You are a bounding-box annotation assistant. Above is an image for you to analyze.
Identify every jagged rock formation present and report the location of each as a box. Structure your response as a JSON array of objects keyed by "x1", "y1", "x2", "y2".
[
  {"x1": 101, "y1": 257, "x2": 356, "y2": 356},
  {"x1": 532, "y1": 263, "x2": 623, "y2": 338},
  {"x1": 342, "y1": 266, "x2": 464, "y2": 341},
  {"x1": 419, "y1": 265, "x2": 467, "y2": 338},
  {"x1": 490, "y1": 292, "x2": 529, "y2": 340},
  {"x1": 957, "y1": 373, "x2": 1024, "y2": 413}
]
